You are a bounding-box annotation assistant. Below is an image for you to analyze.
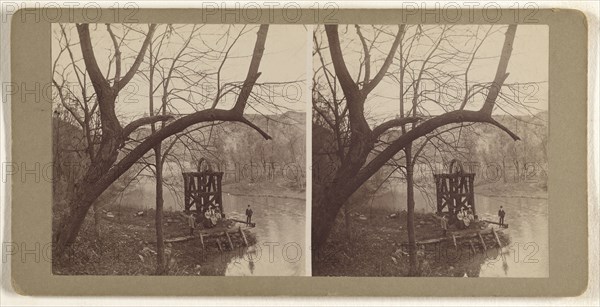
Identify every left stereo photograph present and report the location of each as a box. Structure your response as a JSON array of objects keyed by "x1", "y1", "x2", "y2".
[{"x1": 50, "y1": 23, "x2": 309, "y2": 276}]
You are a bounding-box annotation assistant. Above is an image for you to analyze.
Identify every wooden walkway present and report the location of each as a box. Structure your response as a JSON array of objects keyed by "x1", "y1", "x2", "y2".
[
  {"x1": 164, "y1": 216, "x2": 255, "y2": 251},
  {"x1": 165, "y1": 226, "x2": 252, "y2": 251},
  {"x1": 402, "y1": 227, "x2": 506, "y2": 251}
]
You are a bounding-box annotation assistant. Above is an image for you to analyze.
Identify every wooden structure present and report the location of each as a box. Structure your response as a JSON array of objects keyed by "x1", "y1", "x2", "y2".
[
  {"x1": 165, "y1": 226, "x2": 252, "y2": 251},
  {"x1": 171, "y1": 159, "x2": 257, "y2": 252},
  {"x1": 481, "y1": 219, "x2": 509, "y2": 228},
  {"x1": 402, "y1": 227, "x2": 506, "y2": 250},
  {"x1": 434, "y1": 159, "x2": 476, "y2": 217},
  {"x1": 183, "y1": 170, "x2": 224, "y2": 216},
  {"x1": 230, "y1": 218, "x2": 256, "y2": 227}
]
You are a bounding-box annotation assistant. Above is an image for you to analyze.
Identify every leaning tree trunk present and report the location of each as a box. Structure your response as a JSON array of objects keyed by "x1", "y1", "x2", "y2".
[
  {"x1": 311, "y1": 163, "x2": 366, "y2": 249},
  {"x1": 56, "y1": 179, "x2": 105, "y2": 252},
  {"x1": 312, "y1": 189, "x2": 346, "y2": 250},
  {"x1": 55, "y1": 93, "x2": 122, "y2": 254}
]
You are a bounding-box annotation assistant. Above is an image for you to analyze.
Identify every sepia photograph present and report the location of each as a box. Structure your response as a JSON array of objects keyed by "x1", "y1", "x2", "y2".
[
  {"x1": 4, "y1": 4, "x2": 593, "y2": 299},
  {"x1": 312, "y1": 24, "x2": 548, "y2": 277},
  {"x1": 51, "y1": 23, "x2": 308, "y2": 276}
]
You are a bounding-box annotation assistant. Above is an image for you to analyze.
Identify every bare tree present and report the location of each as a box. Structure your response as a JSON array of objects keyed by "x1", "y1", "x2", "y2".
[
  {"x1": 311, "y1": 23, "x2": 520, "y2": 261},
  {"x1": 53, "y1": 24, "x2": 272, "y2": 257}
]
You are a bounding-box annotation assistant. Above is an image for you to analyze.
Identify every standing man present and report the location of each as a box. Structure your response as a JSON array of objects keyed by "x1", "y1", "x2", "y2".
[
  {"x1": 246, "y1": 205, "x2": 253, "y2": 226},
  {"x1": 498, "y1": 206, "x2": 506, "y2": 227}
]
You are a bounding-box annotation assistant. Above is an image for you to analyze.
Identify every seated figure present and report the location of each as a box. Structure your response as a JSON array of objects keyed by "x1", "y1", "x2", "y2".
[{"x1": 456, "y1": 208, "x2": 472, "y2": 228}]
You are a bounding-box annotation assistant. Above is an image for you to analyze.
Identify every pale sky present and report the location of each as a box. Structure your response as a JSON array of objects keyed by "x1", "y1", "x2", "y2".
[
  {"x1": 369, "y1": 25, "x2": 549, "y2": 121},
  {"x1": 53, "y1": 24, "x2": 547, "y2": 124},
  {"x1": 52, "y1": 24, "x2": 308, "y2": 120},
  {"x1": 314, "y1": 24, "x2": 548, "y2": 125}
]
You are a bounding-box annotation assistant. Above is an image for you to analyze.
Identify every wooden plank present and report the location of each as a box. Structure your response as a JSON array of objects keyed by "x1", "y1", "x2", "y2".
[
  {"x1": 482, "y1": 219, "x2": 509, "y2": 228},
  {"x1": 239, "y1": 226, "x2": 248, "y2": 246},
  {"x1": 165, "y1": 226, "x2": 244, "y2": 243},
  {"x1": 478, "y1": 232, "x2": 487, "y2": 251},
  {"x1": 225, "y1": 231, "x2": 234, "y2": 250},
  {"x1": 165, "y1": 235, "x2": 196, "y2": 243},
  {"x1": 231, "y1": 218, "x2": 256, "y2": 227},
  {"x1": 404, "y1": 228, "x2": 495, "y2": 246},
  {"x1": 492, "y1": 227, "x2": 502, "y2": 247}
]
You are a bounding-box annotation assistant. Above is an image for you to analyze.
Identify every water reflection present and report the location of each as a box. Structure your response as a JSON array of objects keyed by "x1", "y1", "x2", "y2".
[
  {"x1": 476, "y1": 195, "x2": 548, "y2": 277},
  {"x1": 222, "y1": 193, "x2": 306, "y2": 276}
]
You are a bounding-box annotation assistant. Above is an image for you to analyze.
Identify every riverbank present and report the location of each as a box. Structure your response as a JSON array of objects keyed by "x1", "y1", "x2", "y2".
[
  {"x1": 312, "y1": 208, "x2": 509, "y2": 277},
  {"x1": 223, "y1": 180, "x2": 305, "y2": 200},
  {"x1": 53, "y1": 205, "x2": 256, "y2": 275}
]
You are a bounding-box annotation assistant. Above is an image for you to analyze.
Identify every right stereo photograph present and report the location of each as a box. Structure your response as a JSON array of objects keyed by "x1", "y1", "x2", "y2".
[{"x1": 311, "y1": 24, "x2": 548, "y2": 278}]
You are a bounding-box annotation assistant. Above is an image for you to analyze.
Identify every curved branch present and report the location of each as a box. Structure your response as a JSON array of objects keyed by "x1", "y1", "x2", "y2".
[
  {"x1": 239, "y1": 117, "x2": 272, "y2": 140},
  {"x1": 487, "y1": 117, "x2": 521, "y2": 141},
  {"x1": 349, "y1": 110, "x2": 519, "y2": 199},
  {"x1": 372, "y1": 117, "x2": 421, "y2": 140},
  {"x1": 123, "y1": 115, "x2": 174, "y2": 137},
  {"x1": 87, "y1": 109, "x2": 266, "y2": 203}
]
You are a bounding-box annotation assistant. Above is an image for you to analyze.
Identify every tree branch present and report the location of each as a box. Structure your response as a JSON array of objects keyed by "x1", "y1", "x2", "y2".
[
  {"x1": 480, "y1": 24, "x2": 517, "y2": 115},
  {"x1": 211, "y1": 25, "x2": 247, "y2": 109},
  {"x1": 123, "y1": 115, "x2": 174, "y2": 137},
  {"x1": 372, "y1": 117, "x2": 421, "y2": 140},
  {"x1": 106, "y1": 24, "x2": 122, "y2": 86},
  {"x1": 325, "y1": 25, "x2": 361, "y2": 101},
  {"x1": 355, "y1": 25, "x2": 371, "y2": 87},
  {"x1": 239, "y1": 117, "x2": 272, "y2": 140},
  {"x1": 115, "y1": 24, "x2": 157, "y2": 91},
  {"x1": 363, "y1": 25, "x2": 405, "y2": 95},
  {"x1": 487, "y1": 117, "x2": 521, "y2": 141},
  {"x1": 232, "y1": 24, "x2": 269, "y2": 114},
  {"x1": 76, "y1": 24, "x2": 111, "y2": 94}
]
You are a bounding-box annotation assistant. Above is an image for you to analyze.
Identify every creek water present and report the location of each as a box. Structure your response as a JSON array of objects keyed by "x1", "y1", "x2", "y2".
[
  {"x1": 119, "y1": 181, "x2": 307, "y2": 276},
  {"x1": 221, "y1": 193, "x2": 306, "y2": 276},
  {"x1": 369, "y1": 184, "x2": 549, "y2": 277},
  {"x1": 119, "y1": 179, "x2": 546, "y2": 277},
  {"x1": 474, "y1": 195, "x2": 548, "y2": 277}
]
